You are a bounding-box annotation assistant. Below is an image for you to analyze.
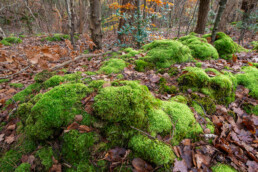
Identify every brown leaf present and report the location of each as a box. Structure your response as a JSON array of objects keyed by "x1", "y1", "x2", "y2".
[
  {"x1": 232, "y1": 54, "x2": 238, "y2": 63},
  {"x1": 104, "y1": 147, "x2": 126, "y2": 162},
  {"x1": 5, "y1": 134, "x2": 15, "y2": 144},
  {"x1": 6, "y1": 124, "x2": 16, "y2": 131},
  {"x1": 194, "y1": 153, "x2": 211, "y2": 169},
  {"x1": 78, "y1": 125, "x2": 91, "y2": 133},
  {"x1": 173, "y1": 159, "x2": 188, "y2": 172},
  {"x1": 50, "y1": 164, "x2": 62, "y2": 172},
  {"x1": 67, "y1": 122, "x2": 79, "y2": 130},
  {"x1": 149, "y1": 74, "x2": 160, "y2": 83},
  {"x1": 0, "y1": 134, "x2": 5, "y2": 142},
  {"x1": 132, "y1": 158, "x2": 153, "y2": 172}
]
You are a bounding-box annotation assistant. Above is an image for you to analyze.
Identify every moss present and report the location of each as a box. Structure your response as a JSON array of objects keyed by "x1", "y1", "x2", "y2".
[
  {"x1": 25, "y1": 83, "x2": 92, "y2": 140},
  {"x1": 43, "y1": 34, "x2": 70, "y2": 42},
  {"x1": 85, "y1": 71, "x2": 97, "y2": 75},
  {"x1": 36, "y1": 147, "x2": 54, "y2": 170},
  {"x1": 15, "y1": 163, "x2": 31, "y2": 172},
  {"x1": 161, "y1": 101, "x2": 203, "y2": 145},
  {"x1": 116, "y1": 74, "x2": 124, "y2": 79},
  {"x1": 179, "y1": 34, "x2": 219, "y2": 60},
  {"x1": 147, "y1": 108, "x2": 172, "y2": 136},
  {"x1": 211, "y1": 163, "x2": 237, "y2": 172},
  {"x1": 129, "y1": 134, "x2": 175, "y2": 165},
  {"x1": 9, "y1": 83, "x2": 24, "y2": 88},
  {"x1": 12, "y1": 83, "x2": 41, "y2": 103},
  {"x1": 62, "y1": 130, "x2": 95, "y2": 164},
  {"x1": 170, "y1": 95, "x2": 188, "y2": 104},
  {"x1": 236, "y1": 66, "x2": 258, "y2": 99},
  {"x1": 0, "y1": 79, "x2": 9, "y2": 83},
  {"x1": 142, "y1": 40, "x2": 193, "y2": 68},
  {"x1": 135, "y1": 60, "x2": 152, "y2": 72},
  {"x1": 121, "y1": 48, "x2": 140, "y2": 58},
  {"x1": 159, "y1": 77, "x2": 178, "y2": 94},
  {"x1": 0, "y1": 150, "x2": 22, "y2": 171},
  {"x1": 94, "y1": 81, "x2": 157, "y2": 128},
  {"x1": 0, "y1": 37, "x2": 22, "y2": 45},
  {"x1": 99, "y1": 58, "x2": 126, "y2": 74},
  {"x1": 43, "y1": 73, "x2": 82, "y2": 88},
  {"x1": 196, "y1": 62, "x2": 202, "y2": 68},
  {"x1": 251, "y1": 41, "x2": 258, "y2": 51},
  {"x1": 206, "y1": 118, "x2": 215, "y2": 133},
  {"x1": 203, "y1": 32, "x2": 247, "y2": 59},
  {"x1": 65, "y1": 160, "x2": 95, "y2": 172},
  {"x1": 34, "y1": 70, "x2": 55, "y2": 83},
  {"x1": 191, "y1": 93, "x2": 216, "y2": 115},
  {"x1": 88, "y1": 80, "x2": 105, "y2": 90}
]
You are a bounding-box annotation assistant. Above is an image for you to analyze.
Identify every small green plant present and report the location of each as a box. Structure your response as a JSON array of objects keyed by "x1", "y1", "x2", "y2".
[{"x1": 0, "y1": 37, "x2": 22, "y2": 46}]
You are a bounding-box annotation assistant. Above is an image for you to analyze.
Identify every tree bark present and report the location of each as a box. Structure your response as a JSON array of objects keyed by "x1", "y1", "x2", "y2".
[
  {"x1": 211, "y1": 0, "x2": 228, "y2": 43},
  {"x1": 89, "y1": 0, "x2": 103, "y2": 50},
  {"x1": 195, "y1": 0, "x2": 210, "y2": 34},
  {"x1": 0, "y1": 26, "x2": 6, "y2": 40},
  {"x1": 217, "y1": 0, "x2": 235, "y2": 32},
  {"x1": 66, "y1": 0, "x2": 75, "y2": 47}
]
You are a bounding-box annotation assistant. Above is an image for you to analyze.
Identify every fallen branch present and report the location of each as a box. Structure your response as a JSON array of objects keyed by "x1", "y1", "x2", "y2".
[
  {"x1": 130, "y1": 126, "x2": 156, "y2": 140},
  {"x1": 0, "y1": 65, "x2": 31, "y2": 79},
  {"x1": 50, "y1": 51, "x2": 112, "y2": 71}
]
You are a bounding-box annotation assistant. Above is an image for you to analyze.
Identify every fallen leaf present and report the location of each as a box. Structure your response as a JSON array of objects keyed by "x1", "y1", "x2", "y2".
[
  {"x1": 132, "y1": 158, "x2": 153, "y2": 172},
  {"x1": 67, "y1": 122, "x2": 79, "y2": 130},
  {"x1": 79, "y1": 125, "x2": 91, "y2": 133},
  {"x1": 74, "y1": 115, "x2": 83, "y2": 122},
  {"x1": 173, "y1": 159, "x2": 188, "y2": 172},
  {"x1": 104, "y1": 147, "x2": 126, "y2": 162},
  {"x1": 5, "y1": 135, "x2": 15, "y2": 144}
]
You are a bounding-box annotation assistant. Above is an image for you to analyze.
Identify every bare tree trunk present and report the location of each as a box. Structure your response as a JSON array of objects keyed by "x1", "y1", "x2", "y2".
[
  {"x1": 211, "y1": 0, "x2": 228, "y2": 43},
  {"x1": 218, "y1": 0, "x2": 235, "y2": 32},
  {"x1": 89, "y1": 0, "x2": 102, "y2": 50},
  {"x1": 186, "y1": 0, "x2": 199, "y2": 34},
  {"x1": 78, "y1": 0, "x2": 85, "y2": 34},
  {"x1": 195, "y1": 0, "x2": 210, "y2": 34},
  {"x1": 66, "y1": 0, "x2": 75, "y2": 47}
]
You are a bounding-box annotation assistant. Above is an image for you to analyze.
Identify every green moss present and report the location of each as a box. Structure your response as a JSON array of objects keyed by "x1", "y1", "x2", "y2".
[
  {"x1": 0, "y1": 150, "x2": 22, "y2": 171},
  {"x1": 43, "y1": 34, "x2": 70, "y2": 42},
  {"x1": 121, "y1": 48, "x2": 140, "y2": 58},
  {"x1": 15, "y1": 163, "x2": 31, "y2": 172},
  {"x1": 191, "y1": 94, "x2": 216, "y2": 115},
  {"x1": 170, "y1": 95, "x2": 188, "y2": 104},
  {"x1": 142, "y1": 40, "x2": 193, "y2": 68},
  {"x1": 206, "y1": 118, "x2": 215, "y2": 133},
  {"x1": 94, "y1": 81, "x2": 157, "y2": 128},
  {"x1": 19, "y1": 35, "x2": 26, "y2": 38},
  {"x1": 129, "y1": 134, "x2": 175, "y2": 165},
  {"x1": 12, "y1": 83, "x2": 41, "y2": 103},
  {"x1": 0, "y1": 79, "x2": 9, "y2": 83},
  {"x1": 236, "y1": 66, "x2": 258, "y2": 98},
  {"x1": 211, "y1": 163, "x2": 237, "y2": 172},
  {"x1": 147, "y1": 108, "x2": 172, "y2": 136},
  {"x1": 251, "y1": 41, "x2": 258, "y2": 51},
  {"x1": 25, "y1": 83, "x2": 92, "y2": 140},
  {"x1": 161, "y1": 101, "x2": 203, "y2": 145},
  {"x1": 203, "y1": 32, "x2": 247, "y2": 59},
  {"x1": 65, "y1": 160, "x2": 95, "y2": 172},
  {"x1": 135, "y1": 60, "x2": 152, "y2": 72},
  {"x1": 196, "y1": 62, "x2": 202, "y2": 68},
  {"x1": 179, "y1": 34, "x2": 219, "y2": 60},
  {"x1": 159, "y1": 77, "x2": 178, "y2": 94},
  {"x1": 88, "y1": 80, "x2": 105, "y2": 90},
  {"x1": 99, "y1": 58, "x2": 126, "y2": 74},
  {"x1": 34, "y1": 70, "x2": 55, "y2": 83},
  {"x1": 116, "y1": 74, "x2": 124, "y2": 79},
  {"x1": 0, "y1": 37, "x2": 22, "y2": 45},
  {"x1": 62, "y1": 130, "x2": 95, "y2": 164},
  {"x1": 85, "y1": 71, "x2": 97, "y2": 75},
  {"x1": 9, "y1": 83, "x2": 24, "y2": 88},
  {"x1": 43, "y1": 73, "x2": 82, "y2": 88},
  {"x1": 36, "y1": 147, "x2": 54, "y2": 170}
]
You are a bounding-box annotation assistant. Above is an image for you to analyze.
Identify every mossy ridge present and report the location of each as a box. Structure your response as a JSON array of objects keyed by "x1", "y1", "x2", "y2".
[
  {"x1": 179, "y1": 33, "x2": 219, "y2": 60},
  {"x1": 42, "y1": 34, "x2": 78, "y2": 42},
  {"x1": 211, "y1": 163, "x2": 237, "y2": 172},
  {"x1": 99, "y1": 58, "x2": 126, "y2": 74},
  {"x1": 203, "y1": 32, "x2": 248, "y2": 60},
  {"x1": 236, "y1": 66, "x2": 258, "y2": 99},
  {"x1": 11, "y1": 83, "x2": 41, "y2": 103},
  {"x1": 178, "y1": 67, "x2": 236, "y2": 105},
  {"x1": 142, "y1": 39, "x2": 193, "y2": 68},
  {"x1": 25, "y1": 83, "x2": 92, "y2": 140}
]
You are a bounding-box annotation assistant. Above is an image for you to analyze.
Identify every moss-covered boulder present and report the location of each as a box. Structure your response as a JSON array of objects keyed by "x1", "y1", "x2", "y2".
[
  {"x1": 99, "y1": 58, "x2": 126, "y2": 74},
  {"x1": 203, "y1": 32, "x2": 247, "y2": 59},
  {"x1": 179, "y1": 33, "x2": 219, "y2": 60},
  {"x1": 24, "y1": 83, "x2": 92, "y2": 140},
  {"x1": 142, "y1": 40, "x2": 193, "y2": 68},
  {"x1": 178, "y1": 67, "x2": 237, "y2": 104},
  {"x1": 236, "y1": 66, "x2": 258, "y2": 99},
  {"x1": 211, "y1": 163, "x2": 237, "y2": 172}
]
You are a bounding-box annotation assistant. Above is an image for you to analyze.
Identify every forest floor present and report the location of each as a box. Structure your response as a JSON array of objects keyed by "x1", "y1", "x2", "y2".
[{"x1": 0, "y1": 32, "x2": 257, "y2": 172}]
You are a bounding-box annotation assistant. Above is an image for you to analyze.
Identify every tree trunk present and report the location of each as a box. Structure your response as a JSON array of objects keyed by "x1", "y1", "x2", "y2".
[
  {"x1": 211, "y1": 0, "x2": 228, "y2": 43},
  {"x1": 78, "y1": 0, "x2": 85, "y2": 34},
  {"x1": 66, "y1": 0, "x2": 75, "y2": 47},
  {"x1": 186, "y1": 0, "x2": 199, "y2": 34},
  {"x1": 218, "y1": 0, "x2": 236, "y2": 32},
  {"x1": 0, "y1": 26, "x2": 6, "y2": 40},
  {"x1": 89, "y1": 0, "x2": 102, "y2": 50},
  {"x1": 194, "y1": 0, "x2": 210, "y2": 34}
]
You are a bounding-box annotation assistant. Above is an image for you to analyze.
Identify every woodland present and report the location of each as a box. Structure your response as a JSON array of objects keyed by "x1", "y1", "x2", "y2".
[{"x1": 0, "y1": 0, "x2": 257, "y2": 171}]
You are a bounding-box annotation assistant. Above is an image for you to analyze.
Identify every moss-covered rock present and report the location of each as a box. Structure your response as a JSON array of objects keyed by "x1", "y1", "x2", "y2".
[
  {"x1": 135, "y1": 60, "x2": 152, "y2": 72},
  {"x1": 25, "y1": 83, "x2": 92, "y2": 140},
  {"x1": 178, "y1": 67, "x2": 236, "y2": 104},
  {"x1": 142, "y1": 40, "x2": 193, "y2": 68},
  {"x1": 43, "y1": 73, "x2": 82, "y2": 88},
  {"x1": 121, "y1": 48, "x2": 140, "y2": 58},
  {"x1": 99, "y1": 58, "x2": 126, "y2": 74},
  {"x1": 129, "y1": 134, "x2": 175, "y2": 165},
  {"x1": 211, "y1": 163, "x2": 237, "y2": 172},
  {"x1": 34, "y1": 70, "x2": 56, "y2": 83},
  {"x1": 203, "y1": 32, "x2": 247, "y2": 59},
  {"x1": 179, "y1": 33, "x2": 219, "y2": 60},
  {"x1": 15, "y1": 163, "x2": 31, "y2": 172},
  {"x1": 11, "y1": 83, "x2": 41, "y2": 103},
  {"x1": 236, "y1": 66, "x2": 258, "y2": 99},
  {"x1": 170, "y1": 95, "x2": 188, "y2": 104},
  {"x1": 161, "y1": 101, "x2": 203, "y2": 145},
  {"x1": 159, "y1": 77, "x2": 178, "y2": 94}
]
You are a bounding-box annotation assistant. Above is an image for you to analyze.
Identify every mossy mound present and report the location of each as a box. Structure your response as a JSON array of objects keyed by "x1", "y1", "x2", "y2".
[
  {"x1": 0, "y1": 37, "x2": 22, "y2": 46},
  {"x1": 42, "y1": 34, "x2": 78, "y2": 42},
  {"x1": 179, "y1": 33, "x2": 219, "y2": 60},
  {"x1": 211, "y1": 163, "x2": 237, "y2": 172},
  {"x1": 99, "y1": 58, "x2": 126, "y2": 74},
  {"x1": 178, "y1": 67, "x2": 237, "y2": 104},
  {"x1": 43, "y1": 73, "x2": 82, "y2": 88},
  {"x1": 236, "y1": 66, "x2": 258, "y2": 99},
  {"x1": 11, "y1": 83, "x2": 41, "y2": 103},
  {"x1": 121, "y1": 48, "x2": 140, "y2": 58},
  {"x1": 24, "y1": 83, "x2": 92, "y2": 140},
  {"x1": 142, "y1": 40, "x2": 193, "y2": 68},
  {"x1": 203, "y1": 32, "x2": 247, "y2": 59}
]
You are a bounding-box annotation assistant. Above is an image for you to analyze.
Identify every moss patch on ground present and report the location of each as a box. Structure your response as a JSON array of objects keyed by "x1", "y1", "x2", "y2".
[
  {"x1": 203, "y1": 32, "x2": 247, "y2": 59},
  {"x1": 236, "y1": 66, "x2": 258, "y2": 99},
  {"x1": 121, "y1": 48, "x2": 140, "y2": 58},
  {"x1": 142, "y1": 39, "x2": 193, "y2": 68},
  {"x1": 15, "y1": 163, "x2": 31, "y2": 172},
  {"x1": 0, "y1": 37, "x2": 22, "y2": 46},
  {"x1": 211, "y1": 163, "x2": 237, "y2": 172},
  {"x1": 179, "y1": 33, "x2": 219, "y2": 60},
  {"x1": 9, "y1": 83, "x2": 24, "y2": 88},
  {"x1": 99, "y1": 58, "x2": 126, "y2": 74}
]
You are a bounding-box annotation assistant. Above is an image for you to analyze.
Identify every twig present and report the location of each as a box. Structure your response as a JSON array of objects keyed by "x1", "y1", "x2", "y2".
[
  {"x1": 165, "y1": 120, "x2": 178, "y2": 143},
  {"x1": 130, "y1": 126, "x2": 156, "y2": 140},
  {"x1": 0, "y1": 65, "x2": 31, "y2": 79},
  {"x1": 0, "y1": 2, "x2": 18, "y2": 11}
]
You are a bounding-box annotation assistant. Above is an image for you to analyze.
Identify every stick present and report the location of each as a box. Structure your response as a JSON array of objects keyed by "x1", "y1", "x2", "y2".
[
  {"x1": 130, "y1": 126, "x2": 156, "y2": 140},
  {"x1": 0, "y1": 65, "x2": 31, "y2": 79}
]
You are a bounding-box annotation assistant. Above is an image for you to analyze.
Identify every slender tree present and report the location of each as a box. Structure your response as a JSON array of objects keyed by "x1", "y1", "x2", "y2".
[
  {"x1": 195, "y1": 0, "x2": 210, "y2": 34},
  {"x1": 66, "y1": 0, "x2": 75, "y2": 47},
  {"x1": 211, "y1": 0, "x2": 228, "y2": 43},
  {"x1": 89, "y1": 0, "x2": 103, "y2": 50}
]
